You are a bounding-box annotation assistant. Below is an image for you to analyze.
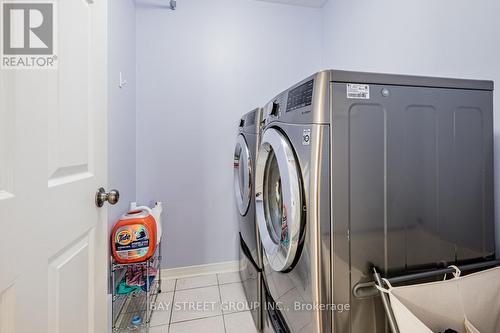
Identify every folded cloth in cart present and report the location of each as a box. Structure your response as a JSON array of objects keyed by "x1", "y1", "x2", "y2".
[
  {"x1": 116, "y1": 280, "x2": 142, "y2": 295},
  {"x1": 143, "y1": 266, "x2": 157, "y2": 277},
  {"x1": 126, "y1": 266, "x2": 145, "y2": 286}
]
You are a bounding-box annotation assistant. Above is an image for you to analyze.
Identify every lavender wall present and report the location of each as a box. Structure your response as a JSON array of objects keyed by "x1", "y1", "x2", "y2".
[
  {"x1": 135, "y1": 0, "x2": 323, "y2": 268},
  {"x1": 321, "y1": 0, "x2": 500, "y2": 255},
  {"x1": 128, "y1": 0, "x2": 500, "y2": 269},
  {"x1": 108, "y1": 0, "x2": 137, "y2": 227}
]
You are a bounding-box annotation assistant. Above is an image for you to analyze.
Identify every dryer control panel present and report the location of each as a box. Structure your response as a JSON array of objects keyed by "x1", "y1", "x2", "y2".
[
  {"x1": 286, "y1": 79, "x2": 314, "y2": 112},
  {"x1": 262, "y1": 71, "x2": 331, "y2": 126},
  {"x1": 264, "y1": 79, "x2": 314, "y2": 123}
]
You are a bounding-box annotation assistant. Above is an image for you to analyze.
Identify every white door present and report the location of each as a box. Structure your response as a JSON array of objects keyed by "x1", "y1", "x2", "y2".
[{"x1": 0, "y1": 1, "x2": 109, "y2": 332}]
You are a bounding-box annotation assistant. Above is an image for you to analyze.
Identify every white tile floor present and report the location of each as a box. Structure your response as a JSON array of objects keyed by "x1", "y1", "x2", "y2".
[{"x1": 148, "y1": 272, "x2": 259, "y2": 333}]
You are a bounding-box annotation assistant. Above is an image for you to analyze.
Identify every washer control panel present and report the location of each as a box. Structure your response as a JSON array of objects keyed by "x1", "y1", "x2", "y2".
[
  {"x1": 263, "y1": 76, "x2": 318, "y2": 126},
  {"x1": 286, "y1": 79, "x2": 314, "y2": 112}
]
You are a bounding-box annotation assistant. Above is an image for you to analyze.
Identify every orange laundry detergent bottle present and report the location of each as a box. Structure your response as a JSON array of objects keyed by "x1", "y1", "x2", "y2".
[{"x1": 111, "y1": 208, "x2": 157, "y2": 264}]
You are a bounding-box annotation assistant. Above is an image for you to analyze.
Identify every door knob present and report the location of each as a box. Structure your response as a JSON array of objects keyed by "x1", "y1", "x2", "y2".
[{"x1": 95, "y1": 187, "x2": 120, "y2": 207}]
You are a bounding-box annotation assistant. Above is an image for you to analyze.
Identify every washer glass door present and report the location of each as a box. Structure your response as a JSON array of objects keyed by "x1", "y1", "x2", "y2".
[
  {"x1": 256, "y1": 127, "x2": 303, "y2": 272},
  {"x1": 234, "y1": 134, "x2": 252, "y2": 216}
]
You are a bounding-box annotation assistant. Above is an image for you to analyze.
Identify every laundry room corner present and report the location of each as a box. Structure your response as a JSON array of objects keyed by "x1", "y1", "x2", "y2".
[
  {"x1": 134, "y1": 0, "x2": 323, "y2": 270},
  {"x1": 4, "y1": 0, "x2": 500, "y2": 332},
  {"x1": 320, "y1": 0, "x2": 500, "y2": 255},
  {"x1": 107, "y1": 2, "x2": 138, "y2": 331},
  {"x1": 108, "y1": 0, "x2": 138, "y2": 227}
]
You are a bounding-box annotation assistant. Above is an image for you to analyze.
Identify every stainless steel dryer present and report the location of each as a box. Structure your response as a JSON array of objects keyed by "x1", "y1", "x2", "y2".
[
  {"x1": 256, "y1": 70, "x2": 494, "y2": 333},
  {"x1": 234, "y1": 108, "x2": 263, "y2": 330}
]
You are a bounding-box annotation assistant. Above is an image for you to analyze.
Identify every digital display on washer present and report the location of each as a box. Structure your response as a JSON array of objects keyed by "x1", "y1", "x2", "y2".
[{"x1": 286, "y1": 79, "x2": 314, "y2": 112}]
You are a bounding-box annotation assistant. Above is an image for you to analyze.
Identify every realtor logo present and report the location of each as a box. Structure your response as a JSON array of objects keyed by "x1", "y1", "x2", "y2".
[{"x1": 1, "y1": 1, "x2": 57, "y2": 69}]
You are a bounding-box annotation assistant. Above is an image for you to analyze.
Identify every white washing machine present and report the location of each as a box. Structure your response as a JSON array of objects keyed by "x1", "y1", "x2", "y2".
[{"x1": 234, "y1": 108, "x2": 263, "y2": 331}]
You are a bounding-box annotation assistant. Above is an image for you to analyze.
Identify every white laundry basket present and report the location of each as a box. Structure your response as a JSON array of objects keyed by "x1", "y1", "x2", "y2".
[{"x1": 376, "y1": 266, "x2": 500, "y2": 333}]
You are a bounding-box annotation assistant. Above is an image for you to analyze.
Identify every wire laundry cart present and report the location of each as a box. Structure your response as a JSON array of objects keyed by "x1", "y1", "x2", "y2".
[
  {"x1": 371, "y1": 260, "x2": 500, "y2": 333},
  {"x1": 111, "y1": 242, "x2": 162, "y2": 332}
]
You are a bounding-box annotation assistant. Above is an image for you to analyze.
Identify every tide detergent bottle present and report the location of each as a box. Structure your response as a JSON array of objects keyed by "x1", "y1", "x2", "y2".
[
  {"x1": 130, "y1": 202, "x2": 163, "y2": 244},
  {"x1": 111, "y1": 208, "x2": 157, "y2": 264}
]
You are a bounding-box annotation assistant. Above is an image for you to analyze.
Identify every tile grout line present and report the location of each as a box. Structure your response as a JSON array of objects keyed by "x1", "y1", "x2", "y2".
[
  {"x1": 162, "y1": 274, "x2": 240, "y2": 291},
  {"x1": 217, "y1": 273, "x2": 228, "y2": 333},
  {"x1": 171, "y1": 274, "x2": 220, "y2": 292},
  {"x1": 168, "y1": 313, "x2": 223, "y2": 325},
  {"x1": 166, "y1": 279, "x2": 177, "y2": 331},
  {"x1": 157, "y1": 273, "x2": 242, "y2": 332},
  {"x1": 174, "y1": 283, "x2": 219, "y2": 292},
  {"x1": 168, "y1": 279, "x2": 226, "y2": 329}
]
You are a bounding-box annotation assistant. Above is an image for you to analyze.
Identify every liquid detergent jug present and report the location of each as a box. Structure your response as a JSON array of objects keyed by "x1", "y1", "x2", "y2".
[
  {"x1": 130, "y1": 202, "x2": 163, "y2": 245},
  {"x1": 111, "y1": 208, "x2": 157, "y2": 264}
]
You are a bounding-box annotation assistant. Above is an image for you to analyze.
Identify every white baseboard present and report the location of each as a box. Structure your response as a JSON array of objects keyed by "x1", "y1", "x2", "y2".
[{"x1": 160, "y1": 260, "x2": 239, "y2": 280}]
